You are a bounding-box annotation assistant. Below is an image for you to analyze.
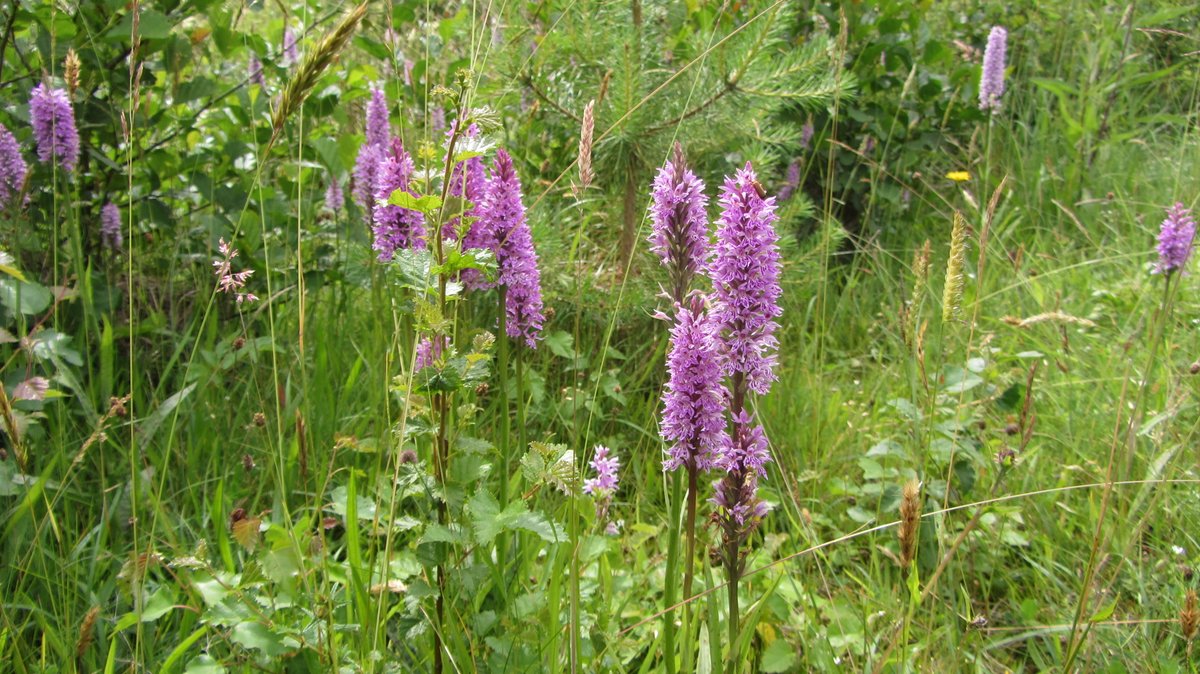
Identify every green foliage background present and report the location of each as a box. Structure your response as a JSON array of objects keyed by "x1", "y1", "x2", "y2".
[{"x1": 0, "y1": 0, "x2": 1198, "y2": 672}]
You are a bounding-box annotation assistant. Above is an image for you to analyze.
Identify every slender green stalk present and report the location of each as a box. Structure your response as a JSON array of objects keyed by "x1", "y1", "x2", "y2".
[
  {"x1": 515, "y1": 342, "x2": 528, "y2": 453},
  {"x1": 1066, "y1": 274, "x2": 1178, "y2": 669},
  {"x1": 725, "y1": 560, "x2": 740, "y2": 674},
  {"x1": 498, "y1": 288, "x2": 511, "y2": 508},
  {"x1": 663, "y1": 470, "x2": 683, "y2": 674},
  {"x1": 497, "y1": 289, "x2": 512, "y2": 579},
  {"x1": 681, "y1": 466, "x2": 700, "y2": 672},
  {"x1": 722, "y1": 371, "x2": 748, "y2": 674},
  {"x1": 1120, "y1": 275, "x2": 1177, "y2": 481}
]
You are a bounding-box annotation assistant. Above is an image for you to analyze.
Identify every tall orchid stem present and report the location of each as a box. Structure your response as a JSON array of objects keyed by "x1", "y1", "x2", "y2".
[
  {"x1": 497, "y1": 288, "x2": 511, "y2": 507},
  {"x1": 515, "y1": 345, "x2": 528, "y2": 452},
  {"x1": 723, "y1": 371, "x2": 747, "y2": 673},
  {"x1": 682, "y1": 463, "x2": 700, "y2": 601},
  {"x1": 496, "y1": 289, "x2": 512, "y2": 585},
  {"x1": 682, "y1": 464, "x2": 700, "y2": 670},
  {"x1": 664, "y1": 471, "x2": 683, "y2": 674},
  {"x1": 1121, "y1": 275, "x2": 1177, "y2": 480},
  {"x1": 724, "y1": 521, "x2": 741, "y2": 674}
]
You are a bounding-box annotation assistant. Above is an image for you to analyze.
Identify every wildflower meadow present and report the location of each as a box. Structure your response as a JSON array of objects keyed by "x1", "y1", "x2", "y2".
[{"x1": 1, "y1": 2, "x2": 1199, "y2": 672}]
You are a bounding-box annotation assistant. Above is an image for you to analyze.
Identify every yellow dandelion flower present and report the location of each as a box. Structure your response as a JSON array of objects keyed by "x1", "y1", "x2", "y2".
[{"x1": 946, "y1": 171, "x2": 970, "y2": 182}]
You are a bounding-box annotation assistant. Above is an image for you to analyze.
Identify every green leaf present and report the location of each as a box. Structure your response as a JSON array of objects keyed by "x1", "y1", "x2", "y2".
[
  {"x1": 420, "y1": 523, "x2": 469, "y2": 545},
  {"x1": 0, "y1": 257, "x2": 26, "y2": 281},
  {"x1": 138, "y1": 384, "x2": 197, "y2": 447},
  {"x1": 760, "y1": 638, "x2": 796, "y2": 672},
  {"x1": 140, "y1": 585, "x2": 177, "y2": 622},
  {"x1": 415, "y1": 362, "x2": 463, "y2": 393},
  {"x1": 230, "y1": 621, "x2": 297, "y2": 657},
  {"x1": 191, "y1": 574, "x2": 233, "y2": 607},
  {"x1": 951, "y1": 457, "x2": 976, "y2": 495},
  {"x1": 387, "y1": 189, "x2": 443, "y2": 215},
  {"x1": 544, "y1": 331, "x2": 577, "y2": 359},
  {"x1": 392, "y1": 248, "x2": 436, "y2": 291},
  {"x1": 110, "y1": 9, "x2": 172, "y2": 41},
  {"x1": 329, "y1": 485, "x2": 378, "y2": 520},
  {"x1": 432, "y1": 246, "x2": 493, "y2": 278},
  {"x1": 184, "y1": 654, "x2": 226, "y2": 674},
  {"x1": 1089, "y1": 597, "x2": 1118, "y2": 623},
  {"x1": 520, "y1": 442, "x2": 579, "y2": 495},
  {"x1": 0, "y1": 278, "x2": 52, "y2": 315},
  {"x1": 467, "y1": 490, "x2": 565, "y2": 544},
  {"x1": 509, "y1": 509, "x2": 563, "y2": 543},
  {"x1": 467, "y1": 490, "x2": 505, "y2": 544},
  {"x1": 29, "y1": 329, "x2": 83, "y2": 366}
]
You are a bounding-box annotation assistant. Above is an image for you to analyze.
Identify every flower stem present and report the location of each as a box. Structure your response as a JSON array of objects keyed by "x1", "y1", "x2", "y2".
[
  {"x1": 664, "y1": 470, "x2": 683, "y2": 674},
  {"x1": 725, "y1": 546, "x2": 740, "y2": 674},
  {"x1": 497, "y1": 288, "x2": 511, "y2": 508},
  {"x1": 681, "y1": 464, "x2": 700, "y2": 672},
  {"x1": 1121, "y1": 274, "x2": 1176, "y2": 481}
]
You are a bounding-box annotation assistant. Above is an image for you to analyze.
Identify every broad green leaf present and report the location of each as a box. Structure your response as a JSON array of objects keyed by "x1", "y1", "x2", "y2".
[
  {"x1": 760, "y1": 638, "x2": 796, "y2": 672},
  {"x1": 544, "y1": 331, "x2": 576, "y2": 359},
  {"x1": 509, "y1": 510, "x2": 563, "y2": 543},
  {"x1": 420, "y1": 523, "x2": 469, "y2": 546},
  {"x1": 28, "y1": 330, "x2": 83, "y2": 366},
  {"x1": 140, "y1": 586, "x2": 177, "y2": 622},
  {"x1": 184, "y1": 654, "x2": 226, "y2": 674},
  {"x1": 230, "y1": 621, "x2": 297, "y2": 657},
  {"x1": 0, "y1": 278, "x2": 52, "y2": 315},
  {"x1": 468, "y1": 490, "x2": 564, "y2": 544},
  {"x1": 387, "y1": 189, "x2": 443, "y2": 215},
  {"x1": 467, "y1": 490, "x2": 505, "y2": 544}
]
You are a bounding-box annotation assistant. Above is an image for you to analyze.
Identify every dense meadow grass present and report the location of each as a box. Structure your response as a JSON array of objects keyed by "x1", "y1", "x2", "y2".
[{"x1": 0, "y1": 1, "x2": 1198, "y2": 672}]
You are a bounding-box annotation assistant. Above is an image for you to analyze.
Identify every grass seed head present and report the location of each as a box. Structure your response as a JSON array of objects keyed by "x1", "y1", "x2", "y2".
[
  {"x1": 64, "y1": 49, "x2": 81, "y2": 98},
  {"x1": 942, "y1": 211, "x2": 967, "y2": 323},
  {"x1": 898, "y1": 478, "x2": 921, "y2": 568},
  {"x1": 76, "y1": 605, "x2": 100, "y2": 658},
  {"x1": 905, "y1": 239, "x2": 931, "y2": 347},
  {"x1": 271, "y1": 3, "x2": 367, "y2": 135},
  {"x1": 575, "y1": 99, "x2": 595, "y2": 196},
  {"x1": 1183, "y1": 590, "x2": 1199, "y2": 642}
]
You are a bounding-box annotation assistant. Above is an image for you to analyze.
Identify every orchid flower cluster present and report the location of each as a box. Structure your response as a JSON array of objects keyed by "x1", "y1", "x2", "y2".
[
  {"x1": 584, "y1": 445, "x2": 622, "y2": 535},
  {"x1": 0, "y1": 123, "x2": 28, "y2": 210},
  {"x1": 8, "y1": 83, "x2": 128, "y2": 254},
  {"x1": 652, "y1": 155, "x2": 781, "y2": 528},
  {"x1": 979, "y1": 26, "x2": 1008, "y2": 112},
  {"x1": 649, "y1": 146, "x2": 783, "y2": 631},
  {"x1": 1155, "y1": 202, "x2": 1196, "y2": 275},
  {"x1": 350, "y1": 88, "x2": 546, "y2": 348}
]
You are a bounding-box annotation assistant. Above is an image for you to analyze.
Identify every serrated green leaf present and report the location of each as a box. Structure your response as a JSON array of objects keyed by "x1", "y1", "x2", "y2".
[
  {"x1": 387, "y1": 189, "x2": 443, "y2": 215},
  {"x1": 760, "y1": 638, "x2": 796, "y2": 672},
  {"x1": 467, "y1": 490, "x2": 505, "y2": 544},
  {"x1": 468, "y1": 490, "x2": 564, "y2": 544},
  {"x1": 184, "y1": 654, "x2": 226, "y2": 674},
  {"x1": 140, "y1": 585, "x2": 177, "y2": 622},
  {"x1": 230, "y1": 621, "x2": 297, "y2": 657},
  {"x1": 544, "y1": 331, "x2": 576, "y2": 359},
  {"x1": 420, "y1": 523, "x2": 468, "y2": 546},
  {"x1": 509, "y1": 509, "x2": 563, "y2": 543}
]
